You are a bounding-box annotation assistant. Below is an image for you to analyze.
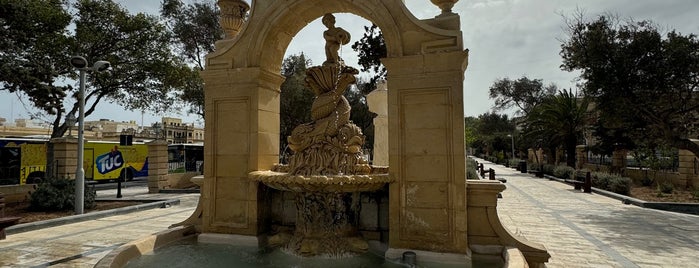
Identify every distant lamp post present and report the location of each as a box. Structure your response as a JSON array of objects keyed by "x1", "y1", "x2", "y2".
[
  {"x1": 507, "y1": 134, "x2": 515, "y2": 160},
  {"x1": 69, "y1": 56, "x2": 110, "y2": 215}
]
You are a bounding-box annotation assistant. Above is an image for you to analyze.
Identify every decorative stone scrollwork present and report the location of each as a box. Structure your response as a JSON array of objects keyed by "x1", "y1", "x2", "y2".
[{"x1": 217, "y1": 0, "x2": 250, "y2": 39}]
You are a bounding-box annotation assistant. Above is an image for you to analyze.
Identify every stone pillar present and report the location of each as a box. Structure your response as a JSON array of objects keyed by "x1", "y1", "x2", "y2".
[
  {"x1": 677, "y1": 140, "x2": 699, "y2": 189},
  {"x1": 147, "y1": 140, "x2": 169, "y2": 193},
  {"x1": 612, "y1": 148, "x2": 627, "y2": 172},
  {"x1": 575, "y1": 145, "x2": 587, "y2": 170},
  {"x1": 383, "y1": 50, "x2": 469, "y2": 254},
  {"x1": 200, "y1": 67, "x2": 284, "y2": 236},
  {"x1": 50, "y1": 137, "x2": 78, "y2": 179},
  {"x1": 367, "y1": 81, "x2": 388, "y2": 166}
]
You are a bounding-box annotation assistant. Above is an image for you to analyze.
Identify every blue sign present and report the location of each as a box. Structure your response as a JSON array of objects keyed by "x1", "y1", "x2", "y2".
[{"x1": 95, "y1": 150, "x2": 124, "y2": 174}]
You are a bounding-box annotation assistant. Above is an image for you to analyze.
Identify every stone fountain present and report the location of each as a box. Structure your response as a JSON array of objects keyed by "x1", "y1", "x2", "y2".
[
  {"x1": 96, "y1": 1, "x2": 551, "y2": 267},
  {"x1": 250, "y1": 14, "x2": 391, "y2": 257}
]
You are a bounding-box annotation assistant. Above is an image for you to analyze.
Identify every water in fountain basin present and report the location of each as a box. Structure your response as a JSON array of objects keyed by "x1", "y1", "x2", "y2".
[{"x1": 125, "y1": 237, "x2": 504, "y2": 268}]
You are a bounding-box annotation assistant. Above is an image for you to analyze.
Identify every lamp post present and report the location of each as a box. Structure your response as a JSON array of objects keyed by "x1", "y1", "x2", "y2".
[
  {"x1": 507, "y1": 134, "x2": 515, "y2": 160},
  {"x1": 70, "y1": 56, "x2": 110, "y2": 214}
]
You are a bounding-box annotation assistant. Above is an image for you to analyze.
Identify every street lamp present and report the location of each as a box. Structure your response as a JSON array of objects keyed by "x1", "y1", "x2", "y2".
[
  {"x1": 507, "y1": 134, "x2": 515, "y2": 160},
  {"x1": 70, "y1": 56, "x2": 110, "y2": 214}
]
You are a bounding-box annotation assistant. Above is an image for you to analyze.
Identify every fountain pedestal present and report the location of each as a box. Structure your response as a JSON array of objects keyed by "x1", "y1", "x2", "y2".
[{"x1": 249, "y1": 171, "x2": 391, "y2": 257}]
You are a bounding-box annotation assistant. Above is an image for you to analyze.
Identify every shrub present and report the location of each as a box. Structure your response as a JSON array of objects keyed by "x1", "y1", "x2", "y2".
[
  {"x1": 542, "y1": 164, "x2": 556, "y2": 175},
  {"x1": 657, "y1": 181, "x2": 674, "y2": 194},
  {"x1": 553, "y1": 165, "x2": 575, "y2": 180},
  {"x1": 591, "y1": 172, "x2": 631, "y2": 195},
  {"x1": 591, "y1": 172, "x2": 611, "y2": 189},
  {"x1": 495, "y1": 151, "x2": 505, "y2": 164},
  {"x1": 30, "y1": 177, "x2": 96, "y2": 211},
  {"x1": 466, "y1": 157, "x2": 480, "y2": 180},
  {"x1": 640, "y1": 175, "x2": 654, "y2": 187},
  {"x1": 607, "y1": 176, "x2": 631, "y2": 195}
]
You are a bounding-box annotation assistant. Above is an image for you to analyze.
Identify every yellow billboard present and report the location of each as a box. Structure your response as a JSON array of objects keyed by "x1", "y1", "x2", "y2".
[{"x1": 85, "y1": 142, "x2": 149, "y2": 181}]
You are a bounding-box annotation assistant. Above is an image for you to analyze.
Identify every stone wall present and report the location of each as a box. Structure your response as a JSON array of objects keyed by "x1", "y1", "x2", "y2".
[{"x1": 0, "y1": 184, "x2": 36, "y2": 204}]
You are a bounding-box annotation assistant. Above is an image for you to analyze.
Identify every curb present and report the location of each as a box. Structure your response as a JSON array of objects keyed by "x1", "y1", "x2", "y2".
[
  {"x1": 6, "y1": 198, "x2": 181, "y2": 235},
  {"x1": 159, "y1": 189, "x2": 200, "y2": 194}
]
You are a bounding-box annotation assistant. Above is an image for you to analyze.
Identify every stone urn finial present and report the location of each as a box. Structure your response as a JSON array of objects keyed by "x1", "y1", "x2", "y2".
[
  {"x1": 430, "y1": 0, "x2": 459, "y2": 15},
  {"x1": 218, "y1": 0, "x2": 250, "y2": 39}
]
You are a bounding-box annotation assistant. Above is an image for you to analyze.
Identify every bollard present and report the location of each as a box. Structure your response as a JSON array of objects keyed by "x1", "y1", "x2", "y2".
[
  {"x1": 402, "y1": 251, "x2": 417, "y2": 267},
  {"x1": 584, "y1": 171, "x2": 592, "y2": 193},
  {"x1": 116, "y1": 174, "x2": 123, "y2": 198},
  {"x1": 489, "y1": 168, "x2": 495, "y2": 180}
]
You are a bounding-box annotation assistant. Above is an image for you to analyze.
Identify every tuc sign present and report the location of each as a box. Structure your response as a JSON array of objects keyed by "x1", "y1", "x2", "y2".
[{"x1": 96, "y1": 147, "x2": 124, "y2": 174}]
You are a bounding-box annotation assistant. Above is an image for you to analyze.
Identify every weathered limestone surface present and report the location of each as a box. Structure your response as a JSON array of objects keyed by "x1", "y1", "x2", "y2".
[
  {"x1": 196, "y1": 0, "x2": 548, "y2": 264},
  {"x1": 50, "y1": 137, "x2": 79, "y2": 179},
  {"x1": 146, "y1": 140, "x2": 169, "y2": 193},
  {"x1": 200, "y1": 1, "x2": 467, "y2": 251},
  {"x1": 367, "y1": 81, "x2": 388, "y2": 166}
]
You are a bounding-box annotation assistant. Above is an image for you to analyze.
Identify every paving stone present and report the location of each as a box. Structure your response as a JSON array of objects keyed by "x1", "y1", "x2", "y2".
[{"x1": 479, "y1": 158, "x2": 699, "y2": 268}]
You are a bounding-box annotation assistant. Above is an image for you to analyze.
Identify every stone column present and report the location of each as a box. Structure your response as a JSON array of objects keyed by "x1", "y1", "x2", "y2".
[
  {"x1": 383, "y1": 50, "x2": 469, "y2": 254},
  {"x1": 50, "y1": 137, "x2": 78, "y2": 179},
  {"x1": 612, "y1": 148, "x2": 627, "y2": 172},
  {"x1": 147, "y1": 140, "x2": 169, "y2": 193},
  {"x1": 367, "y1": 81, "x2": 388, "y2": 166},
  {"x1": 576, "y1": 145, "x2": 587, "y2": 170},
  {"x1": 199, "y1": 66, "x2": 284, "y2": 236},
  {"x1": 677, "y1": 141, "x2": 699, "y2": 189}
]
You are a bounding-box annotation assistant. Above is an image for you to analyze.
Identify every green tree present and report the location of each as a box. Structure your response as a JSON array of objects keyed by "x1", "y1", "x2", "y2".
[
  {"x1": 489, "y1": 76, "x2": 556, "y2": 116},
  {"x1": 469, "y1": 112, "x2": 516, "y2": 157},
  {"x1": 160, "y1": 0, "x2": 224, "y2": 117},
  {"x1": 279, "y1": 54, "x2": 314, "y2": 157},
  {"x1": 560, "y1": 14, "x2": 699, "y2": 157},
  {"x1": 1, "y1": 0, "x2": 189, "y2": 176},
  {"x1": 351, "y1": 24, "x2": 386, "y2": 94},
  {"x1": 346, "y1": 78, "x2": 376, "y2": 153},
  {"x1": 526, "y1": 90, "x2": 590, "y2": 167}
]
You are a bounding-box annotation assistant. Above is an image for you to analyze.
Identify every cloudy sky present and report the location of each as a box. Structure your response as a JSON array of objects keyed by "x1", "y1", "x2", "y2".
[{"x1": 2, "y1": 0, "x2": 698, "y2": 127}]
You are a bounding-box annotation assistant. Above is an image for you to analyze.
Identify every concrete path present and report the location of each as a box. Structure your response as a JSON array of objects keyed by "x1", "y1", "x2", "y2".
[
  {"x1": 0, "y1": 186, "x2": 198, "y2": 268},
  {"x1": 476, "y1": 158, "x2": 699, "y2": 268}
]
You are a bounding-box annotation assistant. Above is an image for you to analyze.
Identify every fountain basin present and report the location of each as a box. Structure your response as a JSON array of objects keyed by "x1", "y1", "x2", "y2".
[
  {"x1": 97, "y1": 230, "x2": 517, "y2": 268},
  {"x1": 249, "y1": 170, "x2": 391, "y2": 192}
]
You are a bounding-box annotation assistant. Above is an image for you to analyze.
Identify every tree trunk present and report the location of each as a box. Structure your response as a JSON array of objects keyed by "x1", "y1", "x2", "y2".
[
  {"x1": 45, "y1": 142, "x2": 55, "y2": 179},
  {"x1": 566, "y1": 139, "x2": 576, "y2": 168}
]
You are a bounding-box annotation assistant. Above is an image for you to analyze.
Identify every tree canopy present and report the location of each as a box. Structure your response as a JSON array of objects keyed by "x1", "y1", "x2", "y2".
[
  {"x1": 488, "y1": 76, "x2": 557, "y2": 116},
  {"x1": 1, "y1": 0, "x2": 189, "y2": 139},
  {"x1": 160, "y1": 0, "x2": 224, "y2": 117},
  {"x1": 560, "y1": 14, "x2": 699, "y2": 157},
  {"x1": 525, "y1": 89, "x2": 591, "y2": 167},
  {"x1": 351, "y1": 24, "x2": 386, "y2": 94}
]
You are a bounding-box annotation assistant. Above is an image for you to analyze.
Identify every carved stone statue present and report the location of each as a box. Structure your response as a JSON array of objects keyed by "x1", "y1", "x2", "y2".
[
  {"x1": 322, "y1": 13, "x2": 351, "y2": 66},
  {"x1": 285, "y1": 14, "x2": 369, "y2": 176}
]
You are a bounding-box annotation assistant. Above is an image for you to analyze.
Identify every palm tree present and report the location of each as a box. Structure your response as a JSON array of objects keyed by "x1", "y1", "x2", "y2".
[{"x1": 525, "y1": 90, "x2": 590, "y2": 167}]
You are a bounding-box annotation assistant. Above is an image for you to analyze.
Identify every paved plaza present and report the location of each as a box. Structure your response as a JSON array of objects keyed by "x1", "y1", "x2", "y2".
[
  {"x1": 0, "y1": 187, "x2": 199, "y2": 268},
  {"x1": 482, "y1": 158, "x2": 699, "y2": 268},
  {"x1": 1, "y1": 163, "x2": 698, "y2": 267}
]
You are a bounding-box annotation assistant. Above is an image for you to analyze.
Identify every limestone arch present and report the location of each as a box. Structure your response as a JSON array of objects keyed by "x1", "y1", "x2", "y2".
[{"x1": 200, "y1": 0, "x2": 470, "y2": 254}]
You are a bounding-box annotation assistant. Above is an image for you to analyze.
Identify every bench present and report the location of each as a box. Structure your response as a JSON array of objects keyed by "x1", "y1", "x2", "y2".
[
  {"x1": 0, "y1": 192, "x2": 21, "y2": 240},
  {"x1": 572, "y1": 171, "x2": 592, "y2": 193},
  {"x1": 480, "y1": 167, "x2": 496, "y2": 180}
]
